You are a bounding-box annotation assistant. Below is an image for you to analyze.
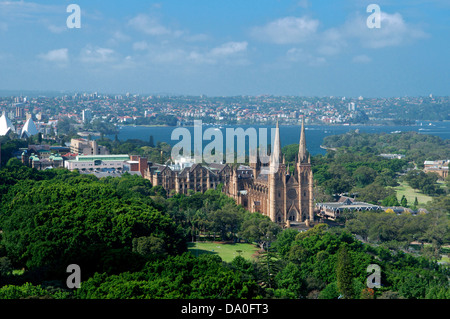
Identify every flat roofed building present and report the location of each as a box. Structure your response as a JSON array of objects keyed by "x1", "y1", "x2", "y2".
[
  {"x1": 65, "y1": 154, "x2": 130, "y2": 172},
  {"x1": 316, "y1": 196, "x2": 381, "y2": 220},
  {"x1": 70, "y1": 138, "x2": 110, "y2": 156}
]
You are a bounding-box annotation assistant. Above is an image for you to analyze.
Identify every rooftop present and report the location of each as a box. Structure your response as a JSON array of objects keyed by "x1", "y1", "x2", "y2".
[{"x1": 73, "y1": 154, "x2": 130, "y2": 161}]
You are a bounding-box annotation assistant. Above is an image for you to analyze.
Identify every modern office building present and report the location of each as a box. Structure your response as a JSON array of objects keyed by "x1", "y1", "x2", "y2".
[{"x1": 70, "y1": 138, "x2": 110, "y2": 155}]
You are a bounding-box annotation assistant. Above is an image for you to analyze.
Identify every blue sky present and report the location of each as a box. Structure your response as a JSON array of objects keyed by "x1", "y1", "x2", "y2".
[{"x1": 0, "y1": 0, "x2": 448, "y2": 97}]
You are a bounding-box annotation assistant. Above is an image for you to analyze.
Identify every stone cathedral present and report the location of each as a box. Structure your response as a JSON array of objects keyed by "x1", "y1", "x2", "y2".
[
  {"x1": 145, "y1": 118, "x2": 314, "y2": 228},
  {"x1": 227, "y1": 118, "x2": 314, "y2": 227}
]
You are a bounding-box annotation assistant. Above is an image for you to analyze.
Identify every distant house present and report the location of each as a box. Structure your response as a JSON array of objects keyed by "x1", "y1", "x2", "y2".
[
  {"x1": 423, "y1": 160, "x2": 449, "y2": 179},
  {"x1": 379, "y1": 153, "x2": 405, "y2": 160}
]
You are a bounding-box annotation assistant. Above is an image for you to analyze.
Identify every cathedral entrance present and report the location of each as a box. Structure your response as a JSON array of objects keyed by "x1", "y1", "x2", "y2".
[{"x1": 287, "y1": 209, "x2": 298, "y2": 222}]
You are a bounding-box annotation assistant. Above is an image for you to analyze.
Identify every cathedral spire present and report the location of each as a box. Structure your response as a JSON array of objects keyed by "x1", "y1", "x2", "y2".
[
  {"x1": 270, "y1": 120, "x2": 281, "y2": 173},
  {"x1": 298, "y1": 116, "x2": 307, "y2": 163}
]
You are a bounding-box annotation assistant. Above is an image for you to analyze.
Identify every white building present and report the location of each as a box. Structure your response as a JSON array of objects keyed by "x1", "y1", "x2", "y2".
[
  {"x1": 82, "y1": 109, "x2": 93, "y2": 124},
  {"x1": 64, "y1": 154, "x2": 130, "y2": 172},
  {"x1": 0, "y1": 112, "x2": 15, "y2": 136},
  {"x1": 20, "y1": 118, "x2": 39, "y2": 138}
]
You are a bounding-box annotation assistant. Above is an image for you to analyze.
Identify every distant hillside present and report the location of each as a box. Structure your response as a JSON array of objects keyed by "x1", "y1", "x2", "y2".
[{"x1": 322, "y1": 131, "x2": 450, "y2": 166}]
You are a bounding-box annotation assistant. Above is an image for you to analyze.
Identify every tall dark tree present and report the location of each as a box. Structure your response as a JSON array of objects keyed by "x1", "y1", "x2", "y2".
[
  {"x1": 400, "y1": 195, "x2": 408, "y2": 207},
  {"x1": 336, "y1": 245, "x2": 354, "y2": 299},
  {"x1": 149, "y1": 135, "x2": 155, "y2": 148},
  {"x1": 256, "y1": 247, "x2": 280, "y2": 289}
]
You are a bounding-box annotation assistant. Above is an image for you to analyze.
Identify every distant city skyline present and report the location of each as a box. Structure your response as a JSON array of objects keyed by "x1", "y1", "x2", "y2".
[{"x1": 0, "y1": 0, "x2": 449, "y2": 97}]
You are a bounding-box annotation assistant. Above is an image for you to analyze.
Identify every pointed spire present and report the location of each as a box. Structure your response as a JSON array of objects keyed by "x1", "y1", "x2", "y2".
[
  {"x1": 274, "y1": 120, "x2": 281, "y2": 160},
  {"x1": 270, "y1": 120, "x2": 281, "y2": 172},
  {"x1": 298, "y1": 116, "x2": 307, "y2": 163}
]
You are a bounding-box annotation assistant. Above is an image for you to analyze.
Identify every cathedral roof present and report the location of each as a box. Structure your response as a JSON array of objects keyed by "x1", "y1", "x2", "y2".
[{"x1": 208, "y1": 163, "x2": 228, "y2": 172}]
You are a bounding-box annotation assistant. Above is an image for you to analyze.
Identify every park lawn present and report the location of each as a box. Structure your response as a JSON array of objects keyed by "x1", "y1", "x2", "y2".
[
  {"x1": 187, "y1": 242, "x2": 260, "y2": 263},
  {"x1": 393, "y1": 181, "x2": 433, "y2": 206}
]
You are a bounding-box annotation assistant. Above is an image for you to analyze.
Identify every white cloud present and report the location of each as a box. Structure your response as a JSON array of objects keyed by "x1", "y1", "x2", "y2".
[
  {"x1": 132, "y1": 41, "x2": 150, "y2": 51},
  {"x1": 188, "y1": 41, "x2": 248, "y2": 65},
  {"x1": 0, "y1": 1, "x2": 63, "y2": 27},
  {"x1": 316, "y1": 28, "x2": 347, "y2": 56},
  {"x1": 46, "y1": 24, "x2": 66, "y2": 34},
  {"x1": 250, "y1": 16, "x2": 319, "y2": 44},
  {"x1": 130, "y1": 41, "x2": 188, "y2": 65},
  {"x1": 286, "y1": 48, "x2": 326, "y2": 66},
  {"x1": 80, "y1": 47, "x2": 116, "y2": 63},
  {"x1": 107, "y1": 31, "x2": 131, "y2": 46},
  {"x1": 151, "y1": 49, "x2": 187, "y2": 64},
  {"x1": 132, "y1": 40, "x2": 248, "y2": 66},
  {"x1": 110, "y1": 55, "x2": 137, "y2": 71},
  {"x1": 251, "y1": 10, "x2": 428, "y2": 65},
  {"x1": 128, "y1": 14, "x2": 183, "y2": 37},
  {"x1": 341, "y1": 11, "x2": 428, "y2": 49},
  {"x1": 352, "y1": 54, "x2": 372, "y2": 63},
  {"x1": 0, "y1": 1, "x2": 60, "y2": 15},
  {"x1": 183, "y1": 33, "x2": 211, "y2": 43},
  {"x1": 210, "y1": 41, "x2": 248, "y2": 57},
  {"x1": 38, "y1": 48, "x2": 69, "y2": 63}
]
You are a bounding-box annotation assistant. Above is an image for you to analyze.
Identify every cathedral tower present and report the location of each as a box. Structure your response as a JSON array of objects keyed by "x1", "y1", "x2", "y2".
[
  {"x1": 222, "y1": 118, "x2": 315, "y2": 227},
  {"x1": 296, "y1": 117, "x2": 314, "y2": 223},
  {"x1": 268, "y1": 121, "x2": 283, "y2": 222}
]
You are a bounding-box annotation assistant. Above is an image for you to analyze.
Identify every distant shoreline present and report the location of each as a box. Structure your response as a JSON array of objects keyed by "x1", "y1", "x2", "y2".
[
  {"x1": 118, "y1": 124, "x2": 171, "y2": 128},
  {"x1": 117, "y1": 122, "x2": 436, "y2": 128}
]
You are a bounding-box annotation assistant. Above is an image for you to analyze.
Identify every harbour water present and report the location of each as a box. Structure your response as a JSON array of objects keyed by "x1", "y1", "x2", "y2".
[{"x1": 108, "y1": 121, "x2": 450, "y2": 156}]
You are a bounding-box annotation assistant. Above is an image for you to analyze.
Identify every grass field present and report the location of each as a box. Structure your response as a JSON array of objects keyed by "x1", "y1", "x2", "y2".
[
  {"x1": 187, "y1": 242, "x2": 260, "y2": 262},
  {"x1": 393, "y1": 181, "x2": 433, "y2": 206}
]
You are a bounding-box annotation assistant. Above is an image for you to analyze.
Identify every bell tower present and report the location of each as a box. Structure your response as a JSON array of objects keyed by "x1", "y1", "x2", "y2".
[
  {"x1": 296, "y1": 117, "x2": 314, "y2": 223},
  {"x1": 268, "y1": 120, "x2": 292, "y2": 223}
]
